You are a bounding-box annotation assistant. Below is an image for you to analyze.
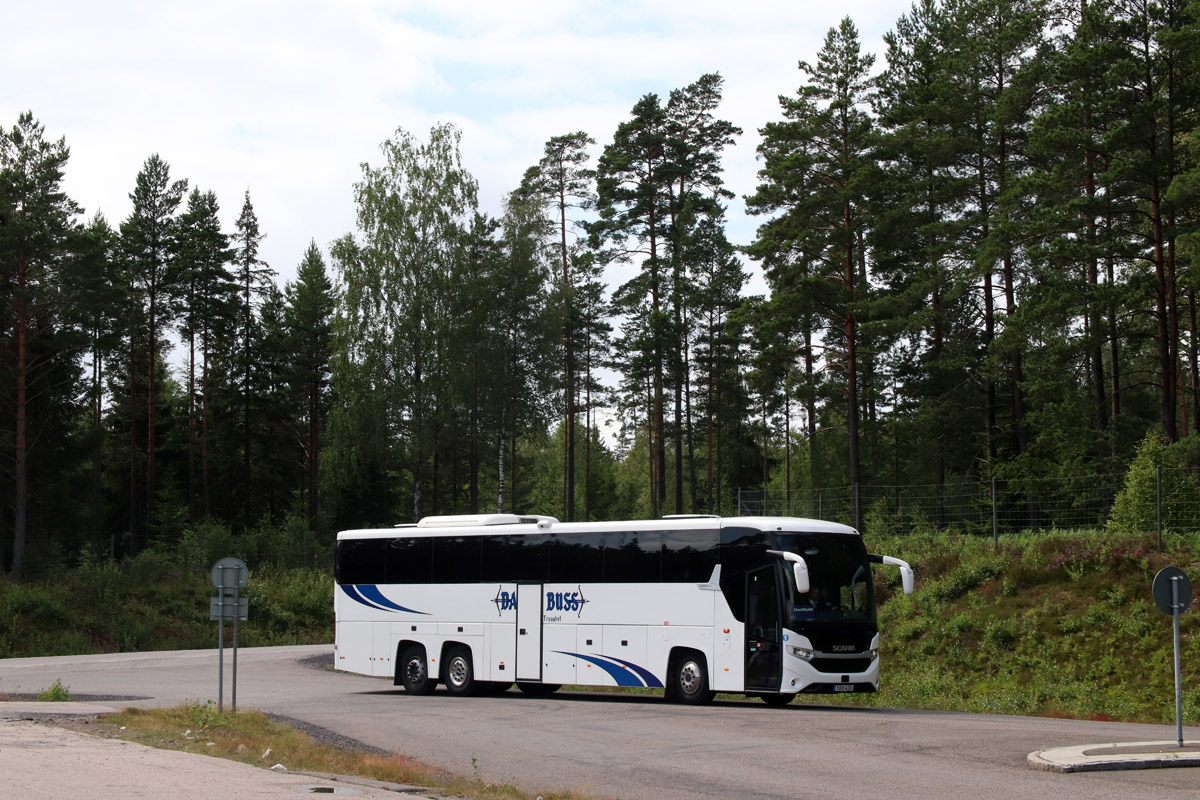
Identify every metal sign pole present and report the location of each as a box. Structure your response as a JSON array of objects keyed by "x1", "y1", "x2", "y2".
[
  {"x1": 217, "y1": 565, "x2": 225, "y2": 713},
  {"x1": 210, "y1": 558, "x2": 249, "y2": 717},
  {"x1": 232, "y1": 582, "x2": 239, "y2": 713},
  {"x1": 1174, "y1": 575, "x2": 1184, "y2": 748}
]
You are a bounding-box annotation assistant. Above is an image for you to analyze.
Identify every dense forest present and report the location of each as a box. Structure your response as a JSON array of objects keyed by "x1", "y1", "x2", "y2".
[{"x1": 2, "y1": 0, "x2": 1199, "y2": 581}]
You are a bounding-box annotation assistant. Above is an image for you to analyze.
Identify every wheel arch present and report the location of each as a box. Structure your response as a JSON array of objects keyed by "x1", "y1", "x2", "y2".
[{"x1": 393, "y1": 639, "x2": 424, "y2": 685}]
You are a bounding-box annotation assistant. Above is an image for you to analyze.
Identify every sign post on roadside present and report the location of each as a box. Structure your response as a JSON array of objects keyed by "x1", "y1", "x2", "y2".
[
  {"x1": 210, "y1": 557, "x2": 249, "y2": 713},
  {"x1": 1152, "y1": 566, "x2": 1192, "y2": 748}
]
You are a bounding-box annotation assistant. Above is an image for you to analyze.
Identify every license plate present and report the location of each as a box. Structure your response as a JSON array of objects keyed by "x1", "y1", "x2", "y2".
[{"x1": 833, "y1": 684, "x2": 855, "y2": 692}]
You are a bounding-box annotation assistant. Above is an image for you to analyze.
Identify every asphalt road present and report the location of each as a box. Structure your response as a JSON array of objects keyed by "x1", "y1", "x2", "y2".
[{"x1": 2, "y1": 645, "x2": 1198, "y2": 800}]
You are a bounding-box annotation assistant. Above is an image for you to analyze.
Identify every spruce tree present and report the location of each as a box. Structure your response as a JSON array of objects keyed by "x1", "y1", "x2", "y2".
[{"x1": 284, "y1": 241, "x2": 334, "y2": 529}]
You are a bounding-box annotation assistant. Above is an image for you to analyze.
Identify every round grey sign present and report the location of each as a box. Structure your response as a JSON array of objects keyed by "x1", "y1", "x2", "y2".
[
  {"x1": 211, "y1": 556, "x2": 249, "y2": 590},
  {"x1": 1152, "y1": 567, "x2": 1192, "y2": 615}
]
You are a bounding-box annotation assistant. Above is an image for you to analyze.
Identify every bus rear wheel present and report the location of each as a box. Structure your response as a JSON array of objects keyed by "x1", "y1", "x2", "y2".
[
  {"x1": 670, "y1": 652, "x2": 714, "y2": 705},
  {"x1": 443, "y1": 646, "x2": 478, "y2": 696},
  {"x1": 399, "y1": 645, "x2": 436, "y2": 695}
]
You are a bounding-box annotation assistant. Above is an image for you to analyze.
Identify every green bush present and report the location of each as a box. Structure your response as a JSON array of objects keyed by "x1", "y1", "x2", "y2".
[
  {"x1": 37, "y1": 678, "x2": 71, "y2": 702},
  {"x1": 1108, "y1": 432, "x2": 1200, "y2": 536}
]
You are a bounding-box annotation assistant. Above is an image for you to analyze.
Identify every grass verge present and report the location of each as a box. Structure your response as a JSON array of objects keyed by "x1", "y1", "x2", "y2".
[{"x1": 81, "y1": 701, "x2": 602, "y2": 800}]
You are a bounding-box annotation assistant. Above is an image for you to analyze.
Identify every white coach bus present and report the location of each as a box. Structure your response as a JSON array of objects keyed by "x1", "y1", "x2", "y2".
[{"x1": 334, "y1": 514, "x2": 913, "y2": 705}]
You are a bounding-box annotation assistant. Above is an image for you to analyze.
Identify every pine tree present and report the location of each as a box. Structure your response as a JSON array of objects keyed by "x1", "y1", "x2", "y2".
[
  {"x1": 595, "y1": 93, "x2": 672, "y2": 517},
  {"x1": 0, "y1": 112, "x2": 84, "y2": 579},
  {"x1": 120, "y1": 153, "x2": 186, "y2": 551},
  {"x1": 746, "y1": 17, "x2": 878, "y2": 530},
  {"x1": 73, "y1": 212, "x2": 126, "y2": 557},
  {"x1": 175, "y1": 188, "x2": 234, "y2": 521},
  {"x1": 519, "y1": 132, "x2": 595, "y2": 520},
  {"x1": 663, "y1": 73, "x2": 741, "y2": 514}
]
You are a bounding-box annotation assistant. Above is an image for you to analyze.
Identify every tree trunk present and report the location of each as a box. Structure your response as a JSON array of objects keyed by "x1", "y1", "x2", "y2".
[{"x1": 12, "y1": 271, "x2": 28, "y2": 582}]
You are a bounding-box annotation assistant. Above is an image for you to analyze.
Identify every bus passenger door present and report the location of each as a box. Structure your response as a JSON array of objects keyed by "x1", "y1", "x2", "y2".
[
  {"x1": 516, "y1": 583, "x2": 543, "y2": 682},
  {"x1": 745, "y1": 565, "x2": 782, "y2": 692}
]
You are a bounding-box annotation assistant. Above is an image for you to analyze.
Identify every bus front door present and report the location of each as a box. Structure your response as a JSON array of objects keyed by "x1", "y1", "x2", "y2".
[
  {"x1": 516, "y1": 583, "x2": 543, "y2": 682},
  {"x1": 745, "y1": 564, "x2": 782, "y2": 692}
]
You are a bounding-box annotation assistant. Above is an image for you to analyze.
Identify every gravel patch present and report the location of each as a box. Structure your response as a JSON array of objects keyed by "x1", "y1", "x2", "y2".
[
  {"x1": 296, "y1": 652, "x2": 336, "y2": 672},
  {"x1": 264, "y1": 713, "x2": 392, "y2": 757}
]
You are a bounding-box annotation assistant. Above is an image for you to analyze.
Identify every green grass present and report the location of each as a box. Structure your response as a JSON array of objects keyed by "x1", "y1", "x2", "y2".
[
  {"x1": 0, "y1": 548, "x2": 333, "y2": 658},
  {"x1": 803, "y1": 529, "x2": 1200, "y2": 723},
  {"x1": 86, "y1": 703, "x2": 604, "y2": 800}
]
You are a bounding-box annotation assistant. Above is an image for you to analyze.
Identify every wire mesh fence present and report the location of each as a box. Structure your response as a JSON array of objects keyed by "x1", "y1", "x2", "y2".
[{"x1": 737, "y1": 467, "x2": 1200, "y2": 537}]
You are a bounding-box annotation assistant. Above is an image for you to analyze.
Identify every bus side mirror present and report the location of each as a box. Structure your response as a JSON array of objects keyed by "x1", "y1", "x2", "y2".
[
  {"x1": 767, "y1": 550, "x2": 810, "y2": 594},
  {"x1": 878, "y1": 555, "x2": 914, "y2": 595},
  {"x1": 793, "y1": 561, "x2": 810, "y2": 594}
]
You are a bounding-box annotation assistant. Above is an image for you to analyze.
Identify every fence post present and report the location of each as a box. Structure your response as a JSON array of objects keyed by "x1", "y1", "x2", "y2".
[
  {"x1": 991, "y1": 477, "x2": 999, "y2": 552},
  {"x1": 1157, "y1": 464, "x2": 1163, "y2": 553},
  {"x1": 853, "y1": 483, "x2": 860, "y2": 532}
]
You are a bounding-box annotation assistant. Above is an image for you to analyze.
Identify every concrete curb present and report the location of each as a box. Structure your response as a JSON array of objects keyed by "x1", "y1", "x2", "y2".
[
  {"x1": 1028, "y1": 740, "x2": 1200, "y2": 773},
  {"x1": 0, "y1": 701, "x2": 120, "y2": 717}
]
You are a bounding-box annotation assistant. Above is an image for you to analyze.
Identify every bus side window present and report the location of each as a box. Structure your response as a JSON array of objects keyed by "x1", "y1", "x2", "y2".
[
  {"x1": 481, "y1": 534, "x2": 550, "y2": 582},
  {"x1": 549, "y1": 533, "x2": 604, "y2": 583},
  {"x1": 386, "y1": 537, "x2": 431, "y2": 584},
  {"x1": 337, "y1": 538, "x2": 387, "y2": 585},
  {"x1": 662, "y1": 529, "x2": 719, "y2": 582},
  {"x1": 432, "y1": 536, "x2": 482, "y2": 584},
  {"x1": 604, "y1": 531, "x2": 661, "y2": 582}
]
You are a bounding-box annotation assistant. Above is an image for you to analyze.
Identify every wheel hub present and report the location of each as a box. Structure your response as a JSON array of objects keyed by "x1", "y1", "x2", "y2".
[{"x1": 680, "y1": 662, "x2": 702, "y2": 694}]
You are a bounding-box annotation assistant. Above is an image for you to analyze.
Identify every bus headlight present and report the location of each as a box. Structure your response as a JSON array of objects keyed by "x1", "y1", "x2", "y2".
[
  {"x1": 787, "y1": 646, "x2": 815, "y2": 661},
  {"x1": 869, "y1": 648, "x2": 879, "y2": 660}
]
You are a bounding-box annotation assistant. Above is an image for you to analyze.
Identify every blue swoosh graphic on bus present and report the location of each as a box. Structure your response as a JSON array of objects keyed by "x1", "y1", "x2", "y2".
[
  {"x1": 342, "y1": 584, "x2": 429, "y2": 615},
  {"x1": 555, "y1": 652, "x2": 663, "y2": 688}
]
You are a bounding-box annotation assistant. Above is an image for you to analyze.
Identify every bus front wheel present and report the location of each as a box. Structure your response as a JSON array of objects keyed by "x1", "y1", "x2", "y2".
[
  {"x1": 670, "y1": 652, "x2": 714, "y2": 705},
  {"x1": 443, "y1": 646, "x2": 478, "y2": 696},
  {"x1": 399, "y1": 645, "x2": 436, "y2": 695}
]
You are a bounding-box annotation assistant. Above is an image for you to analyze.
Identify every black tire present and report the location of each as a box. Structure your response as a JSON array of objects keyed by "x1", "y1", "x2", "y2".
[
  {"x1": 484, "y1": 681, "x2": 514, "y2": 695},
  {"x1": 670, "y1": 652, "x2": 714, "y2": 705},
  {"x1": 398, "y1": 644, "x2": 436, "y2": 695},
  {"x1": 516, "y1": 682, "x2": 561, "y2": 696},
  {"x1": 443, "y1": 645, "x2": 478, "y2": 696},
  {"x1": 759, "y1": 692, "x2": 797, "y2": 707}
]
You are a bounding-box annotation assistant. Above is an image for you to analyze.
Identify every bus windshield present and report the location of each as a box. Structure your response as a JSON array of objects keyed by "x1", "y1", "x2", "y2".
[{"x1": 774, "y1": 533, "x2": 875, "y2": 627}]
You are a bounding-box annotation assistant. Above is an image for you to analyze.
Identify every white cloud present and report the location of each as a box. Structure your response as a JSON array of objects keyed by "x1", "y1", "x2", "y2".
[{"x1": 5, "y1": 0, "x2": 911, "y2": 291}]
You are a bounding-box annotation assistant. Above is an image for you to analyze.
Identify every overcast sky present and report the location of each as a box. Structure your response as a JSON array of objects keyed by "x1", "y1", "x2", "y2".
[{"x1": 6, "y1": 1, "x2": 913, "y2": 293}]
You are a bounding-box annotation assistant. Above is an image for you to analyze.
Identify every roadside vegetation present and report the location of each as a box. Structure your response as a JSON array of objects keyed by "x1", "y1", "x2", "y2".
[
  {"x1": 0, "y1": 539, "x2": 332, "y2": 658},
  {"x1": 90, "y1": 702, "x2": 599, "y2": 800},
  {"x1": 4, "y1": 521, "x2": 1199, "y2": 725},
  {"x1": 812, "y1": 528, "x2": 1200, "y2": 724}
]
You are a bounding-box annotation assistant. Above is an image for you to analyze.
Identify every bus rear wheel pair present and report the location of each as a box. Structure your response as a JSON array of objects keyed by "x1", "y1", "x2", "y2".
[
  {"x1": 399, "y1": 644, "x2": 559, "y2": 697},
  {"x1": 398, "y1": 644, "x2": 481, "y2": 696}
]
